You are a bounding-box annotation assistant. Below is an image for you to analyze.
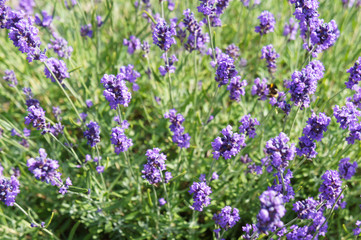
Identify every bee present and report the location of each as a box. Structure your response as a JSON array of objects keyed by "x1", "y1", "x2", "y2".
[{"x1": 267, "y1": 83, "x2": 279, "y2": 98}]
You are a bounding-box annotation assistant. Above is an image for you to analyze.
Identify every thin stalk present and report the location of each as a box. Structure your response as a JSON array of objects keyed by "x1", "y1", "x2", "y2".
[
  {"x1": 319, "y1": 87, "x2": 347, "y2": 113},
  {"x1": 166, "y1": 52, "x2": 174, "y2": 108},
  {"x1": 207, "y1": 158, "x2": 217, "y2": 183},
  {"x1": 152, "y1": 186, "x2": 160, "y2": 233},
  {"x1": 312, "y1": 187, "x2": 347, "y2": 240},
  {"x1": 159, "y1": 170, "x2": 173, "y2": 222},
  {"x1": 95, "y1": 145, "x2": 107, "y2": 192},
  {"x1": 49, "y1": 133, "x2": 82, "y2": 165},
  {"x1": 43, "y1": 62, "x2": 82, "y2": 120},
  {"x1": 288, "y1": 106, "x2": 300, "y2": 136}
]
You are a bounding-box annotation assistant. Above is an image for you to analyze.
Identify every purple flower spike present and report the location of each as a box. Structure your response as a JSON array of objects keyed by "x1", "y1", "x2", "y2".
[
  {"x1": 256, "y1": 190, "x2": 286, "y2": 233},
  {"x1": 3, "y1": 70, "x2": 17, "y2": 87},
  {"x1": 0, "y1": 175, "x2": 20, "y2": 206},
  {"x1": 212, "y1": 125, "x2": 246, "y2": 160},
  {"x1": 345, "y1": 57, "x2": 361, "y2": 90},
  {"x1": 268, "y1": 169, "x2": 295, "y2": 203},
  {"x1": 123, "y1": 35, "x2": 141, "y2": 54},
  {"x1": 227, "y1": 76, "x2": 247, "y2": 101},
  {"x1": 152, "y1": 18, "x2": 176, "y2": 52},
  {"x1": 84, "y1": 121, "x2": 101, "y2": 148},
  {"x1": 101, "y1": 74, "x2": 132, "y2": 109},
  {"x1": 142, "y1": 148, "x2": 172, "y2": 185},
  {"x1": 319, "y1": 170, "x2": 344, "y2": 209},
  {"x1": 333, "y1": 102, "x2": 361, "y2": 130},
  {"x1": 338, "y1": 158, "x2": 357, "y2": 180},
  {"x1": 48, "y1": 33, "x2": 73, "y2": 59},
  {"x1": 215, "y1": 55, "x2": 238, "y2": 87},
  {"x1": 189, "y1": 176, "x2": 212, "y2": 211},
  {"x1": 119, "y1": 64, "x2": 141, "y2": 91},
  {"x1": 213, "y1": 206, "x2": 240, "y2": 231},
  {"x1": 35, "y1": 11, "x2": 53, "y2": 28},
  {"x1": 80, "y1": 24, "x2": 93, "y2": 38},
  {"x1": 262, "y1": 132, "x2": 296, "y2": 172},
  {"x1": 44, "y1": 58, "x2": 70, "y2": 85},
  {"x1": 164, "y1": 109, "x2": 191, "y2": 149},
  {"x1": 283, "y1": 17, "x2": 299, "y2": 41},
  {"x1": 225, "y1": 44, "x2": 240, "y2": 60},
  {"x1": 159, "y1": 54, "x2": 178, "y2": 76},
  {"x1": 309, "y1": 19, "x2": 339, "y2": 58},
  {"x1": 110, "y1": 126, "x2": 133, "y2": 154},
  {"x1": 159, "y1": 198, "x2": 166, "y2": 206},
  {"x1": 239, "y1": 114, "x2": 260, "y2": 138},
  {"x1": 27, "y1": 148, "x2": 62, "y2": 187},
  {"x1": 255, "y1": 11, "x2": 275, "y2": 36},
  {"x1": 251, "y1": 78, "x2": 269, "y2": 101},
  {"x1": 197, "y1": 0, "x2": 216, "y2": 16},
  {"x1": 261, "y1": 45, "x2": 280, "y2": 75},
  {"x1": 304, "y1": 112, "x2": 331, "y2": 142}
]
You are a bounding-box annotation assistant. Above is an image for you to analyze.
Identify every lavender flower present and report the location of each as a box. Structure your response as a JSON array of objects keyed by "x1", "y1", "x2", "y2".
[
  {"x1": 96, "y1": 15, "x2": 103, "y2": 27},
  {"x1": 59, "y1": 177, "x2": 72, "y2": 195},
  {"x1": 80, "y1": 24, "x2": 93, "y2": 38},
  {"x1": 211, "y1": 125, "x2": 246, "y2": 160},
  {"x1": 256, "y1": 190, "x2": 286, "y2": 233},
  {"x1": 27, "y1": 148, "x2": 62, "y2": 187},
  {"x1": 268, "y1": 169, "x2": 295, "y2": 203},
  {"x1": 123, "y1": 35, "x2": 141, "y2": 54},
  {"x1": 50, "y1": 123, "x2": 64, "y2": 136},
  {"x1": 296, "y1": 135, "x2": 317, "y2": 159},
  {"x1": 269, "y1": 91, "x2": 292, "y2": 115},
  {"x1": 141, "y1": 41, "x2": 150, "y2": 57},
  {"x1": 23, "y1": 128, "x2": 31, "y2": 137},
  {"x1": 3, "y1": 70, "x2": 17, "y2": 87},
  {"x1": 286, "y1": 60, "x2": 325, "y2": 109},
  {"x1": 197, "y1": 0, "x2": 216, "y2": 16},
  {"x1": 354, "y1": 221, "x2": 361, "y2": 236},
  {"x1": 255, "y1": 11, "x2": 275, "y2": 36},
  {"x1": 242, "y1": 224, "x2": 259, "y2": 240},
  {"x1": 164, "y1": 109, "x2": 191, "y2": 149},
  {"x1": 110, "y1": 123, "x2": 133, "y2": 154},
  {"x1": 345, "y1": 57, "x2": 361, "y2": 89},
  {"x1": 19, "y1": 0, "x2": 35, "y2": 14},
  {"x1": 338, "y1": 158, "x2": 357, "y2": 180},
  {"x1": 0, "y1": 175, "x2": 20, "y2": 206},
  {"x1": 319, "y1": 170, "x2": 344, "y2": 209},
  {"x1": 227, "y1": 76, "x2": 247, "y2": 101},
  {"x1": 309, "y1": 19, "x2": 340, "y2": 57},
  {"x1": 225, "y1": 44, "x2": 240, "y2": 60},
  {"x1": 304, "y1": 112, "x2": 331, "y2": 141},
  {"x1": 48, "y1": 33, "x2": 73, "y2": 59},
  {"x1": 65, "y1": 0, "x2": 77, "y2": 9},
  {"x1": 241, "y1": 0, "x2": 261, "y2": 7},
  {"x1": 215, "y1": 55, "x2": 238, "y2": 87},
  {"x1": 96, "y1": 166, "x2": 104, "y2": 174},
  {"x1": 86, "y1": 99, "x2": 93, "y2": 108},
  {"x1": 290, "y1": 0, "x2": 320, "y2": 39},
  {"x1": 283, "y1": 17, "x2": 299, "y2": 40},
  {"x1": 84, "y1": 121, "x2": 101, "y2": 147},
  {"x1": 211, "y1": 172, "x2": 219, "y2": 181},
  {"x1": 159, "y1": 54, "x2": 178, "y2": 76},
  {"x1": 52, "y1": 106, "x2": 61, "y2": 120},
  {"x1": 188, "y1": 176, "x2": 212, "y2": 211},
  {"x1": 141, "y1": 148, "x2": 172, "y2": 185},
  {"x1": 34, "y1": 11, "x2": 52, "y2": 28},
  {"x1": 152, "y1": 18, "x2": 176, "y2": 52},
  {"x1": 44, "y1": 58, "x2": 70, "y2": 85},
  {"x1": 100, "y1": 73, "x2": 132, "y2": 109},
  {"x1": 261, "y1": 45, "x2": 280, "y2": 75},
  {"x1": 24, "y1": 105, "x2": 48, "y2": 133},
  {"x1": 239, "y1": 114, "x2": 260, "y2": 138},
  {"x1": 119, "y1": 64, "x2": 141, "y2": 91},
  {"x1": 159, "y1": 198, "x2": 166, "y2": 206},
  {"x1": 262, "y1": 132, "x2": 296, "y2": 172},
  {"x1": 251, "y1": 78, "x2": 269, "y2": 100},
  {"x1": 333, "y1": 102, "x2": 361, "y2": 130},
  {"x1": 213, "y1": 206, "x2": 240, "y2": 231}
]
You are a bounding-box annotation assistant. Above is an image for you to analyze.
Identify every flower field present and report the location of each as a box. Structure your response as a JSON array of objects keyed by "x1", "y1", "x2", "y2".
[{"x1": 0, "y1": 0, "x2": 361, "y2": 239}]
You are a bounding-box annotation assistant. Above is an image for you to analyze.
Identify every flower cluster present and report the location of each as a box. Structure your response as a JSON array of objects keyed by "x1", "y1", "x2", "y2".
[
  {"x1": 269, "y1": 91, "x2": 292, "y2": 115},
  {"x1": 239, "y1": 114, "x2": 259, "y2": 138},
  {"x1": 119, "y1": 64, "x2": 141, "y2": 91},
  {"x1": 241, "y1": 0, "x2": 261, "y2": 7},
  {"x1": 290, "y1": 0, "x2": 320, "y2": 39},
  {"x1": 226, "y1": 76, "x2": 247, "y2": 101},
  {"x1": 0, "y1": 175, "x2": 20, "y2": 206},
  {"x1": 354, "y1": 221, "x2": 361, "y2": 236},
  {"x1": 123, "y1": 35, "x2": 141, "y2": 54},
  {"x1": 286, "y1": 60, "x2": 325, "y2": 109},
  {"x1": 110, "y1": 120, "x2": 133, "y2": 154},
  {"x1": 84, "y1": 121, "x2": 101, "y2": 147},
  {"x1": 338, "y1": 158, "x2": 357, "y2": 180},
  {"x1": 48, "y1": 33, "x2": 73, "y2": 59},
  {"x1": 3, "y1": 69, "x2": 17, "y2": 87},
  {"x1": 35, "y1": 11, "x2": 52, "y2": 28},
  {"x1": 256, "y1": 190, "x2": 286, "y2": 233},
  {"x1": 152, "y1": 18, "x2": 176, "y2": 52},
  {"x1": 44, "y1": 58, "x2": 70, "y2": 85},
  {"x1": 319, "y1": 170, "x2": 344, "y2": 209},
  {"x1": 283, "y1": 17, "x2": 299, "y2": 41},
  {"x1": 255, "y1": 11, "x2": 276, "y2": 36},
  {"x1": 19, "y1": 0, "x2": 35, "y2": 14},
  {"x1": 212, "y1": 125, "x2": 246, "y2": 160},
  {"x1": 164, "y1": 109, "x2": 191, "y2": 148},
  {"x1": 100, "y1": 73, "x2": 132, "y2": 109},
  {"x1": 251, "y1": 78, "x2": 269, "y2": 100},
  {"x1": 80, "y1": 24, "x2": 93, "y2": 38},
  {"x1": 296, "y1": 112, "x2": 331, "y2": 159},
  {"x1": 27, "y1": 148, "x2": 62, "y2": 187},
  {"x1": 197, "y1": 0, "x2": 216, "y2": 16},
  {"x1": 309, "y1": 19, "x2": 340, "y2": 57},
  {"x1": 159, "y1": 54, "x2": 178, "y2": 76},
  {"x1": 215, "y1": 54, "x2": 238, "y2": 87},
  {"x1": 182, "y1": 9, "x2": 209, "y2": 52},
  {"x1": 345, "y1": 57, "x2": 361, "y2": 89},
  {"x1": 141, "y1": 148, "x2": 172, "y2": 185},
  {"x1": 188, "y1": 175, "x2": 212, "y2": 211},
  {"x1": 262, "y1": 132, "x2": 296, "y2": 172},
  {"x1": 213, "y1": 206, "x2": 240, "y2": 231},
  {"x1": 268, "y1": 169, "x2": 295, "y2": 203},
  {"x1": 225, "y1": 44, "x2": 240, "y2": 60},
  {"x1": 24, "y1": 99, "x2": 49, "y2": 134},
  {"x1": 261, "y1": 44, "x2": 280, "y2": 75}
]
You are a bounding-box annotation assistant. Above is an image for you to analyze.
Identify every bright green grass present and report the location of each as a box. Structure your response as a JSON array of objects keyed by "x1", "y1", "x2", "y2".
[{"x1": 0, "y1": 0, "x2": 361, "y2": 239}]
